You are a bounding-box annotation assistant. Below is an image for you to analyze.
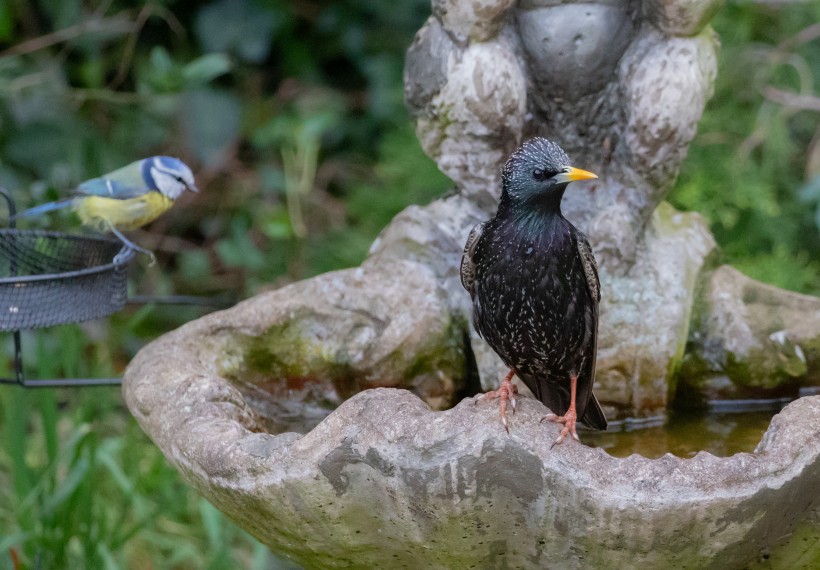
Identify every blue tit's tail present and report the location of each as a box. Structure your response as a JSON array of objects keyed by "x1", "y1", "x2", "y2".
[{"x1": 12, "y1": 199, "x2": 75, "y2": 221}]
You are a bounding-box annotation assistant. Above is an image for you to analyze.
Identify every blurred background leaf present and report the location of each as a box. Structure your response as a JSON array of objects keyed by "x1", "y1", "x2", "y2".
[
  {"x1": 195, "y1": 0, "x2": 282, "y2": 63},
  {"x1": 670, "y1": 1, "x2": 820, "y2": 294}
]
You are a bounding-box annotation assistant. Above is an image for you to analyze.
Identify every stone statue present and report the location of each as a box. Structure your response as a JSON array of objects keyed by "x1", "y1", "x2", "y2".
[
  {"x1": 400, "y1": 0, "x2": 818, "y2": 417},
  {"x1": 406, "y1": 0, "x2": 720, "y2": 271}
]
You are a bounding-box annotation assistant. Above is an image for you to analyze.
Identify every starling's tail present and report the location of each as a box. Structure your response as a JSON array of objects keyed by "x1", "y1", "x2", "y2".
[
  {"x1": 580, "y1": 393, "x2": 608, "y2": 431},
  {"x1": 12, "y1": 199, "x2": 74, "y2": 221}
]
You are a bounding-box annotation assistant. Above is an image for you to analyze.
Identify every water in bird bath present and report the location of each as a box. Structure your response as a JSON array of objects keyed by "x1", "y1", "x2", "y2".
[
  {"x1": 583, "y1": 408, "x2": 780, "y2": 458},
  {"x1": 585, "y1": 390, "x2": 820, "y2": 458}
]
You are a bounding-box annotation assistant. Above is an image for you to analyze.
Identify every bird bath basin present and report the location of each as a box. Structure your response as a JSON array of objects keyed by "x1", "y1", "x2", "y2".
[{"x1": 123, "y1": 287, "x2": 820, "y2": 570}]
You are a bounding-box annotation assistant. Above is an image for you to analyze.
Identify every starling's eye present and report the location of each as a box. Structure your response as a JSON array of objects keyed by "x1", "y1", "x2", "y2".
[{"x1": 532, "y1": 168, "x2": 546, "y2": 181}]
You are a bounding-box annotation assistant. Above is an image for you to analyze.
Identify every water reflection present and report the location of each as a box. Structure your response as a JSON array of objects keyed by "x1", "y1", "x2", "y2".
[{"x1": 583, "y1": 410, "x2": 778, "y2": 458}]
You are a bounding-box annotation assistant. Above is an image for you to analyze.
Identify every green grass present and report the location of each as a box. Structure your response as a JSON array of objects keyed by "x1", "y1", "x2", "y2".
[{"x1": 0, "y1": 317, "x2": 290, "y2": 570}]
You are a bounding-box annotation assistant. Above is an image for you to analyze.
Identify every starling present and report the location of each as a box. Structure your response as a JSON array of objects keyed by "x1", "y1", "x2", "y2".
[{"x1": 461, "y1": 138, "x2": 607, "y2": 445}]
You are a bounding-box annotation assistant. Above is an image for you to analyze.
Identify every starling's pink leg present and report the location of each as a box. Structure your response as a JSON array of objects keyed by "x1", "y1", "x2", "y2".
[
  {"x1": 475, "y1": 369, "x2": 518, "y2": 433},
  {"x1": 541, "y1": 374, "x2": 579, "y2": 448}
]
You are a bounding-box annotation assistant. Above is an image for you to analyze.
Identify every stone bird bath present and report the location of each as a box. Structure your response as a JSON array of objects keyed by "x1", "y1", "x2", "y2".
[
  {"x1": 125, "y1": 0, "x2": 820, "y2": 567},
  {"x1": 124, "y1": 309, "x2": 820, "y2": 567}
]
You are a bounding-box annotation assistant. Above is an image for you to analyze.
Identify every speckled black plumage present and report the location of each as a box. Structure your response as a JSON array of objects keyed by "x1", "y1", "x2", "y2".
[{"x1": 461, "y1": 138, "x2": 607, "y2": 431}]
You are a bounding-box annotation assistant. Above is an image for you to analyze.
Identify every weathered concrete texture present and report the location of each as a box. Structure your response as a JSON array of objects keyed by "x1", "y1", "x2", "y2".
[
  {"x1": 406, "y1": 25, "x2": 527, "y2": 209},
  {"x1": 515, "y1": 1, "x2": 635, "y2": 99},
  {"x1": 160, "y1": 258, "x2": 468, "y2": 417},
  {"x1": 749, "y1": 504, "x2": 820, "y2": 569},
  {"x1": 678, "y1": 265, "x2": 820, "y2": 401},
  {"x1": 367, "y1": 193, "x2": 485, "y2": 292},
  {"x1": 124, "y1": 337, "x2": 820, "y2": 570},
  {"x1": 595, "y1": 202, "x2": 717, "y2": 418},
  {"x1": 618, "y1": 28, "x2": 719, "y2": 199},
  {"x1": 432, "y1": 0, "x2": 515, "y2": 42},
  {"x1": 644, "y1": 0, "x2": 724, "y2": 37}
]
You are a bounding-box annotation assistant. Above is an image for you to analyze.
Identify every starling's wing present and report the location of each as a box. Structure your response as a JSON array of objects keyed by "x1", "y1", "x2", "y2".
[
  {"x1": 577, "y1": 234, "x2": 600, "y2": 304},
  {"x1": 460, "y1": 221, "x2": 486, "y2": 297},
  {"x1": 576, "y1": 234, "x2": 607, "y2": 430},
  {"x1": 76, "y1": 160, "x2": 150, "y2": 199}
]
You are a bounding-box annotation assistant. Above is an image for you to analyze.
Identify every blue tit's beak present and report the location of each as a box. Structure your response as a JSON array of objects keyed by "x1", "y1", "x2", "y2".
[
  {"x1": 188, "y1": 183, "x2": 200, "y2": 193},
  {"x1": 554, "y1": 166, "x2": 598, "y2": 184}
]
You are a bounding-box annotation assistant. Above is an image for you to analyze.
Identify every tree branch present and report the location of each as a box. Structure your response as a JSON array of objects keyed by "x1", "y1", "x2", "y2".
[
  {"x1": 0, "y1": 11, "x2": 133, "y2": 58},
  {"x1": 763, "y1": 86, "x2": 820, "y2": 112}
]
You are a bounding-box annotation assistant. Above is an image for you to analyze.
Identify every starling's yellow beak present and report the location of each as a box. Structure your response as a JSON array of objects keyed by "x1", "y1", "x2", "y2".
[{"x1": 554, "y1": 166, "x2": 598, "y2": 184}]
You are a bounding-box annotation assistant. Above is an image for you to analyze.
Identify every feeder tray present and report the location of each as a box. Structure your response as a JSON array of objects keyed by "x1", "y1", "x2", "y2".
[
  {"x1": 0, "y1": 187, "x2": 228, "y2": 388},
  {"x1": 0, "y1": 229, "x2": 134, "y2": 331}
]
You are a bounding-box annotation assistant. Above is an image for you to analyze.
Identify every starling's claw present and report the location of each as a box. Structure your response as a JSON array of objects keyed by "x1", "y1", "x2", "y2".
[
  {"x1": 542, "y1": 408, "x2": 578, "y2": 448},
  {"x1": 475, "y1": 369, "x2": 517, "y2": 432},
  {"x1": 549, "y1": 425, "x2": 574, "y2": 449}
]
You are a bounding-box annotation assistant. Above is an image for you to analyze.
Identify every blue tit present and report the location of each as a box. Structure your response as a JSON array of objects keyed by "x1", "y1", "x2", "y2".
[{"x1": 15, "y1": 156, "x2": 198, "y2": 260}]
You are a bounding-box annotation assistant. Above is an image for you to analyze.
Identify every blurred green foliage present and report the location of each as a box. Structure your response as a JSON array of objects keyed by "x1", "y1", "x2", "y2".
[
  {"x1": 671, "y1": 2, "x2": 820, "y2": 294},
  {"x1": 0, "y1": 0, "x2": 818, "y2": 567},
  {"x1": 0, "y1": 0, "x2": 448, "y2": 299}
]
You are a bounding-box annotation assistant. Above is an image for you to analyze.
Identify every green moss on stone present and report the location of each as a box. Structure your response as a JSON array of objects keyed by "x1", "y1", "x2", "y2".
[{"x1": 214, "y1": 313, "x2": 467, "y2": 409}]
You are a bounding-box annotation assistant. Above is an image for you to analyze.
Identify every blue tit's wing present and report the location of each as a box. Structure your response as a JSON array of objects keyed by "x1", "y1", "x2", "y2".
[{"x1": 75, "y1": 159, "x2": 151, "y2": 200}]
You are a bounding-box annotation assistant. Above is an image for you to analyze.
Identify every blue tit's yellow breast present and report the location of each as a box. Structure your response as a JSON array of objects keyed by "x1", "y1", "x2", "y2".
[{"x1": 74, "y1": 192, "x2": 175, "y2": 231}]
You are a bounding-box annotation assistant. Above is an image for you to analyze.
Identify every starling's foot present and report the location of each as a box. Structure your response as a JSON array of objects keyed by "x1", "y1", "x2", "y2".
[
  {"x1": 475, "y1": 370, "x2": 518, "y2": 433},
  {"x1": 541, "y1": 409, "x2": 579, "y2": 448}
]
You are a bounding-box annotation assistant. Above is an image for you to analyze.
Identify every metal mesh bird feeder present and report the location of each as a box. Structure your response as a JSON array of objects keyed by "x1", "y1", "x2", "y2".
[
  {"x1": 0, "y1": 187, "x2": 134, "y2": 387},
  {"x1": 0, "y1": 187, "x2": 232, "y2": 388},
  {"x1": 0, "y1": 230, "x2": 133, "y2": 331}
]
